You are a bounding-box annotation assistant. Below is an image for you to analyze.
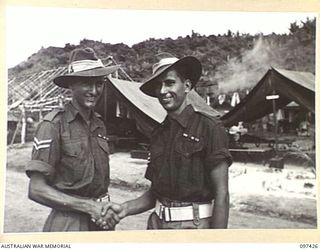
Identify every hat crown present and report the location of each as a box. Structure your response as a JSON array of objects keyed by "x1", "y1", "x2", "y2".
[
  {"x1": 53, "y1": 47, "x2": 120, "y2": 88},
  {"x1": 69, "y1": 47, "x2": 99, "y2": 63},
  {"x1": 140, "y1": 53, "x2": 202, "y2": 97},
  {"x1": 152, "y1": 57, "x2": 179, "y2": 75},
  {"x1": 68, "y1": 47, "x2": 104, "y2": 73},
  {"x1": 152, "y1": 52, "x2": 178, "y2": 75}
]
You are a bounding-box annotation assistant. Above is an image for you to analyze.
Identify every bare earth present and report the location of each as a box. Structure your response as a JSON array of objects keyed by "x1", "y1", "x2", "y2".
[{"x1": 3, "y1": 143, "x2": 317, "y2": 232}]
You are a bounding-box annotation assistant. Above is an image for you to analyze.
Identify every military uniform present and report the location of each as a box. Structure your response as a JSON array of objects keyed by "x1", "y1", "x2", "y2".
[
  {"x1": 26, "y1": 103, "x2": 110, "y2": 231},
  {"x1": 145, "y1": 104, "x2": 232, "y2": 229}
]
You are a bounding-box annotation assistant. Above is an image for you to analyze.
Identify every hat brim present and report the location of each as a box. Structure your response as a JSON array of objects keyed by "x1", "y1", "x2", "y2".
[
  {"x1": 53, "y1": 65, "x2": 120, "y2": 88},
  {"x1": 140, "y1": 56, "x2": 202, "y2": 97}
]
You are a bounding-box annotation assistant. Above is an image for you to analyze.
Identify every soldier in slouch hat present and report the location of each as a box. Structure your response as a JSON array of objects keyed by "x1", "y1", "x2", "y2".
[
  {"x1": 26, "y1": 48, "x2": 121, "y2": 231},
  {"x1": 102, "y1": 53, "x2": 232, "y2": 229}
]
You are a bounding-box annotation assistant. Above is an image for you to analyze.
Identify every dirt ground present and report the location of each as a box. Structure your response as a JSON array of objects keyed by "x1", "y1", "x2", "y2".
[{"x1": 3, "y1": 143, "x2": 317, "y2": 232}]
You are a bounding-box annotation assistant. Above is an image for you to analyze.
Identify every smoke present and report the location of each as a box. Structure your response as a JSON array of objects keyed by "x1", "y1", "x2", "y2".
[{"x1": 215, "y1": 36, "x2": 285, "y2": 93}]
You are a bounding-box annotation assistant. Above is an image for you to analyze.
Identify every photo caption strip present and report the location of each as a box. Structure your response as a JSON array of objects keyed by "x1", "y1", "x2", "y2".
[
  {"x1": 1, "y1": 244, "x2": 320, "y2": 250},
  {"x1": 0, "y1": 244, "x2": 71, "y2": 249}
]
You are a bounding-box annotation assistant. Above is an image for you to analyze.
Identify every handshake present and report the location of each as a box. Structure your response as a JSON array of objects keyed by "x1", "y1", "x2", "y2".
[{"x1": 90, "y1": 201, "x2": 127, "y2": 230}]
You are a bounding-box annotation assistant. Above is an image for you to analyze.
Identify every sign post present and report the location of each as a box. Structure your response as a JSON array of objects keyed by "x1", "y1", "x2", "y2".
[
  {"x1": 266, "y1": 93, "x2": 279, "y2": 153},
  {"x1": 266, "y1": 92, "x2": 284, "y2": 169}
]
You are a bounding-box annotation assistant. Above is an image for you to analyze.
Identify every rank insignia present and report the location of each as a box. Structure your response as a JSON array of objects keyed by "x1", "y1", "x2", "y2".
[{"x1": 33, "y1": 137, "x2": 52, "y2": 150}]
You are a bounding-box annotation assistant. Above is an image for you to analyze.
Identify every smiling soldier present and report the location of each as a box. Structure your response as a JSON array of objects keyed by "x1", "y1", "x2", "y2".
[
  {"x1": 101, "y1": 53, "x2": 233, "y2": 230},
  {"x1": 25, "y1": 48, "x2": 121, "y2": 231}
]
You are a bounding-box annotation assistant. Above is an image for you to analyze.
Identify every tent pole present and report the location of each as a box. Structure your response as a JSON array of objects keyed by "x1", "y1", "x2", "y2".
[
  {"x1": 39, "y1": 80, "x2": 43, "y2": 121},
  {"x1": 10, "y1": 119, "x2": 21, "y2": 145},
  {"x1": 20, "y1": 104, "x2": 26, "y2": 145},
  {"x1": 266, "y1": 79, "x2": 283, "y2": 169},
  {"x1": 272, "y1": 90, "x2": 279, "y2": 154}
]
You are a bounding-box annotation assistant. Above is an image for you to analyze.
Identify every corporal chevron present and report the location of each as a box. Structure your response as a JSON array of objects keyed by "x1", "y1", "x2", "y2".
[{"x1": 33, "y1": 137, "x2": 52, "y2": 150}]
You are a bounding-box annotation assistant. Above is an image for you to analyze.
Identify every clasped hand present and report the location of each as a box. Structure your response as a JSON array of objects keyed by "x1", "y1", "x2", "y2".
[{"x1": 91, "y1": 201, "x2": 124, "y2": 230}]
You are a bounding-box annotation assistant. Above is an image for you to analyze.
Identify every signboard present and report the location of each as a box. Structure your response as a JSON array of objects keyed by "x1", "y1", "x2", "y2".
[{"x1": 266, "y1": 95, "x2": 280, "y2": 100}]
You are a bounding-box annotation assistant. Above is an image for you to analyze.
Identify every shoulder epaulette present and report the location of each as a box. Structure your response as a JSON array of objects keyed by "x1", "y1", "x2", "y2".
[
  {"x1": 191, "y1": 109, "x2": 223, "y2": 128},
  {"x1": 43, "y1": 109, "x2": 64, "y2": 121},
  {"x1": 94, "y1": 112, "x2": 103, "y2": 119},
  {"x1": 197, "y1": 110, "x2": 221, "y2": 119},
  {"x1": 193, "y1": 106, "x2": 221, "y2": 120}
]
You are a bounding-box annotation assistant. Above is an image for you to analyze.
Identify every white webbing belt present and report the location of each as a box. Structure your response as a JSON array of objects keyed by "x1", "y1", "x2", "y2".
[{"x1": 155, "y1": 200, "x2": 212, "y2": 222}]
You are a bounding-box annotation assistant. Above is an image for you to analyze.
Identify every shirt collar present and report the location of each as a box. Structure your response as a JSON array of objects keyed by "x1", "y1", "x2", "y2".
[
  {"x1": 64, "y1": 102, "x2": 79, "y2": 123},
  {"x1": 166, "y1": 104, "x2": 195, "y2": 128},
  {"x1": 64, "y1": 102, "x2": 102, "y2": 124},
  {"x1": 185, "y1": 90, "x2": 221, "y2": 118},
  {"x1": 90, "y1": 112, "x2": 104, "y2": 132}
]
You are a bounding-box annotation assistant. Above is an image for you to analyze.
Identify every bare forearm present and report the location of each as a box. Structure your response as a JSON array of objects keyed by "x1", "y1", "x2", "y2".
[
  {"x1": 31, "y1": 185, "x2": 93, "y2": 212},
  {"x1": 209, "y1": 160, "x2": 230, "y2": 229},
  {"x1": 121, "y1": 189, "x2": 155, "y2": 218},
  {"x1": 210, "y1": 193, "x2": 229, "y2": 228},
  {"x1": 28, "y1": 173, "x2": 97, "y2": 216}
]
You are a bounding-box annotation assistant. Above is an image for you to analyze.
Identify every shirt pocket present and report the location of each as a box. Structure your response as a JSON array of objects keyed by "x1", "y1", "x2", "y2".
[
  {"x1": 60, "y1": 139, "x2": 90, "y2": 184},
  {"x1": 174, "y1": 136, "x2": 204, "y2": 158},
  {"x1": 174, "y1": 136, "x2": 205, "y2": 189},
  {"x1": 62, "y1": 140, "x2": 82, "y2": 157}
]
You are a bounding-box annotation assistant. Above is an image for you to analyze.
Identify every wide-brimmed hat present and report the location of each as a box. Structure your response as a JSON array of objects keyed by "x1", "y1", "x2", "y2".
[
  {"x1": 53, "y1": 47, "x2": 120, "y2": 88},
  {"x1": 140, "y1": 53, "x2": 202, "y2": 97}
]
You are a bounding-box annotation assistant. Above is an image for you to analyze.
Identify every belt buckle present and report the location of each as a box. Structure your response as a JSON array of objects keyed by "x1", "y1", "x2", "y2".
[
  {"x1": 192, "y1": 203, "x2": 200, "y2": 226},
  {"x1": 158, "y1": 204, "x2": 164, "y2": 220},
  {"x1": 163, "y1": 207, "x2": 170, "y2": 222},
  {"x1": 158, "y1": 204, "x2": 170, "y2": 221}
]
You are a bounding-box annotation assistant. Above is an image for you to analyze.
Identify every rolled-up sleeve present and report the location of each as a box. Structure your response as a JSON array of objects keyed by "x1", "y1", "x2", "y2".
[
  {"x1": 205, "y1": 121, "x2": 233, "y2": 172},
  {"x1": 25, "y1": 121, "x2": 60, "y2": 182}
]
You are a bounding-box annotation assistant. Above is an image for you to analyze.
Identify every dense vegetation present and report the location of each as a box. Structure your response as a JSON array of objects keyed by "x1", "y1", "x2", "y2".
[{"x1": 9, "y1": 17, "x2": 315, "y2": 97}]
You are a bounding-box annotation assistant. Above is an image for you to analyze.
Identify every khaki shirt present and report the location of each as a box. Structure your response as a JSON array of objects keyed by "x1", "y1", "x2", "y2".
[{"x1": 26, "y1": 103, "x2": 110, "y2": 198}]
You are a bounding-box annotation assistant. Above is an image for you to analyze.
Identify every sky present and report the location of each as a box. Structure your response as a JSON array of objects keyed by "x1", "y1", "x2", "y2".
[{"x1": 5, "y1": 6, "x2": 316, "y2": 68}]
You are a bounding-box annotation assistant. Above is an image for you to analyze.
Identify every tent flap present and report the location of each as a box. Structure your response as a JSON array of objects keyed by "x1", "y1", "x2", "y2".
[{"x1": 221, "y1": 68, "x2": 315, "y2": 127}]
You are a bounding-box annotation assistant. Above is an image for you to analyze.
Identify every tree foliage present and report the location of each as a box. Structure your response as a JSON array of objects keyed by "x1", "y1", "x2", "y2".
[{"x1": 8, "y1": 18, "x2": 315, "y2": 96}]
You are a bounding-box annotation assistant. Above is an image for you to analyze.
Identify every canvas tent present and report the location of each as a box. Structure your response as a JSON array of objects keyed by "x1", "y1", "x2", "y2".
[
  {"x1": 9, "y1": 65, "x2": 218, "y2": 140},
  {"x1": 97, "y1": 77, "x2": 221, "y2": 138},
  {"x1": 221, "y1": 67, "x2": 315, "y2": 127},
  {"x1": 96, "y1": 77, "x2": 167, "y2": 138}
]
